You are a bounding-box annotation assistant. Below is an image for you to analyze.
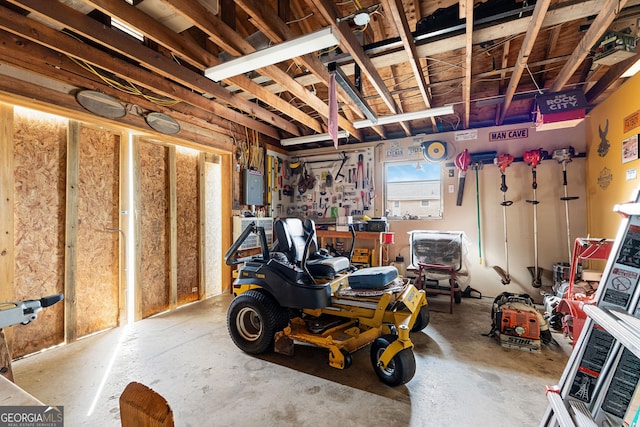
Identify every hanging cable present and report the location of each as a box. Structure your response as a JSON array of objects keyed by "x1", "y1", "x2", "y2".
[{"x1": 526, "y1": 64, "x2": 544, "y2": 94}]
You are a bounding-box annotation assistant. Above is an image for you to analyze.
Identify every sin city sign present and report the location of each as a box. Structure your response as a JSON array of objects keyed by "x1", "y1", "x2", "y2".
[{"x1": 489, "y1": 128, "x2": 528, "y2": 141}]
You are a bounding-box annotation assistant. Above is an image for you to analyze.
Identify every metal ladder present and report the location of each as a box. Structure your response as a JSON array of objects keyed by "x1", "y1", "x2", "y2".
[{"x1": 541, "y1": 188, "x2": 640, "y2": 427}]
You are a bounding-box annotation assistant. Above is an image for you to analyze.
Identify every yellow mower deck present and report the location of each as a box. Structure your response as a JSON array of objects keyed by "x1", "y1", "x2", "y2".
[{"x1": 239, "y1": 274, "x2": 427, "y2": 374}]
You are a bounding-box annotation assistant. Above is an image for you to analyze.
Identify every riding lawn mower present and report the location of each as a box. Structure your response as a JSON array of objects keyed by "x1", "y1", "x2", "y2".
[{"x1": 224, "y1": 218, "x2": 429, "y2": 386}]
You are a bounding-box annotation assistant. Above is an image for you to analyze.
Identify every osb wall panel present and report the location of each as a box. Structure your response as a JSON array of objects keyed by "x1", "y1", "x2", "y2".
[
  {"x1": 12, "y1": 111, "x2": 66, "y2": 358},
  {"x1": 176, "y1": 150, "x2": 199, "y2": 305},
  {"x1": 76, "y1": 126, "x2": 120, "y2": 337},
  {"x1": 140, "y1": 142, "x2": 169, "y2": 317}
]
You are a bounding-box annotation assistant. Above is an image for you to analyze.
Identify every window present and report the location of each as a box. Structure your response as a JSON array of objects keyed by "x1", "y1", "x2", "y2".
[{"x1": 385, "y1": 161, "x2": 442, "y2": 219}]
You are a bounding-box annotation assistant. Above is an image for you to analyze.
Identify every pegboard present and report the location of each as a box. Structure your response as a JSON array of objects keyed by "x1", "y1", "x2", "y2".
[{"x1": 268, "y1": 146, "x2": 376, "y2": 221}]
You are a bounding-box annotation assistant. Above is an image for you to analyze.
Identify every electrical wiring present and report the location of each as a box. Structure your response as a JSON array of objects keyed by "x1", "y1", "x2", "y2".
[
  {"x1": 285, "y1": 12, "x2": 314, "y2": 25},
  {"x1": 68, "y1": 55, "x2": 180, "y2": 107},
  {"x1": 525, "y1": 64, "x2": 544, "y2": 94},
  {"x1": 353, "y1": 23, "x2": 368, "y2": 32}
]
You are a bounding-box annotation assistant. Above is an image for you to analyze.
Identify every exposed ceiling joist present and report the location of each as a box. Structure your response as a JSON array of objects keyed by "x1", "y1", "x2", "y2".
[
  {"x1": 498, "y1": 0, "x2": 551, "y2": 125},
  {"x1": 0, "y1": 3, "x2": 283, "y2": 139},
  {"x1": 309, "y1": 0, "x2": 399, "y2": 115},
  {"x1": 463, "y1": 0, "x2": 473, "y2": 129},
  {"x1": 381, "y1": 0, "x2": 437, "y2": 132},
  {"x1": 79, "y1": 0, "x2": 328, "y2": 135},
  {"x1": 551, "y1": 0, "x2": 631, "y2": 91},
  {"x1": 0, "y1": 0, "x2": 638, "y2": 147},
  {"x1": 233, "y1": 0, "x2": 365, "y2": 137},
  {"x1": 164, "y1": 0, "x2": 360, "y2": 139}
]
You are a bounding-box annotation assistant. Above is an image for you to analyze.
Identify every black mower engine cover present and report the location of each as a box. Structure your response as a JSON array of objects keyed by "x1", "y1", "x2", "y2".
[{"x1": 234, "y1": 258, "x2": 332, "y2": 310}]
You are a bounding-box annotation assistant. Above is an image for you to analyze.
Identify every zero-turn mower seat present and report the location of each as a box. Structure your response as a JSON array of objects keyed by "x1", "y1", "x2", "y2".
[
  {"x1": 273, "y1": 219, "x2": 298, "y2": 264},
  {"x1": 302, "y1": 219, "x2": 350, "y2": 275},
  {"x1": 274, "y1": 218, "x2": 349, "y2": 279}
]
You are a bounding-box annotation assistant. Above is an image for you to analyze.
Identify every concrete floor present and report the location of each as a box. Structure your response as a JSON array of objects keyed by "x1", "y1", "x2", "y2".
[{"x1": 13, "y1": 293, "x2": 573, "y2": 426}]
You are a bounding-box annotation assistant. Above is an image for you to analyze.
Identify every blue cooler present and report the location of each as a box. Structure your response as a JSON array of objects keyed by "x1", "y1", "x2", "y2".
[{"x1": 349, "y1": 266, "x2": 398, "y2": 289}]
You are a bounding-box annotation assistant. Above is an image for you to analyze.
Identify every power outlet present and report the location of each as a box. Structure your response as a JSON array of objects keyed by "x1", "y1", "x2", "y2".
[
  {"x1": 448, "y1": 185, "x2": 455, "y2": 193},
  {"x1": 192, "y1": 287, "x2": 198, "y2": 293}
]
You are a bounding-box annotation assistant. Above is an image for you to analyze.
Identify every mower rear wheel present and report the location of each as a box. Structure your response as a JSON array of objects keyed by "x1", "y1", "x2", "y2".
[
  {"x1": 411, "y1": 305, "x2": 430, "y2": 332},
  {"x1": 370, "y1": 334, "x2": 416, "y2": 386},
  {"x1": 227, "y1": 290, "x2": 288, "y2": 355}
]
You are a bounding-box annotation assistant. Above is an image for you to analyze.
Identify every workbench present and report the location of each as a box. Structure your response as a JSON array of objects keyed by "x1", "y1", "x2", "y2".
[{"x1": 316, "y1": 230, "x2": 383, "y2": 266}]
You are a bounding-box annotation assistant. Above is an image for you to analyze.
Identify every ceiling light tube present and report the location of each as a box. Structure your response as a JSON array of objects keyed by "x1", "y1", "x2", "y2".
[
  {"x1": 205, "y1": 27, "x2": 340, "y2": 82},
  {"x1": 281, "y1": 131, "x2": 349, "y2": 146},
  {"x1": 329, "y1": 62, "x2": 378, "y2": 124},
  {"x1": 352, "y1": 105, "x2": 454, "y2": 129}
]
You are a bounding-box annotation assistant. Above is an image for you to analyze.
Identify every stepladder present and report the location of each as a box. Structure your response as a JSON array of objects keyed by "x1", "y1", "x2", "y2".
[{"x1": 541, "y1": 187, "x2": 640, "y2": 427}]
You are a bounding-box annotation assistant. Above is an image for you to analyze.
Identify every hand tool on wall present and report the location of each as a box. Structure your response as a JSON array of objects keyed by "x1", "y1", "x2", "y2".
[
  {"x1": 553, "y1": 147, "x2": 579, "y2": 263},
  {"x1": 493, "y1": 153, "x2": 514, "y2": 285},
  {"x1": 355, "y1": 154, "x2": 364, "y2": 189},
  {"x1": 326, "y1": 171, "x2": 333, "y2": 188},
  {"x1": 454, "y1": 149, "x2": 472, "y2": 206},
  {"x1": 273, "y1": 157, "x2": 278, "y2": 196},
  {"x1": 334, "y1": 153, "x2": 349, "y2": 183},
  {"x1": 365, "y1": 162, "x2": 370, "y2": 188},
  {"x1": 524, "y1": 148, "x2": 546, "y2": 288},
  {"x1": 266, "y1": 155, "x2": 272, "y2": 206}
]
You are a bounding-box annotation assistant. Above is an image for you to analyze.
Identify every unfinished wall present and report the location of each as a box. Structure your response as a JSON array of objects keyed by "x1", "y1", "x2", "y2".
[
  {"x1": 75, "y1": 126, "x2": 120, "y2": 337},
  {"x1": 176, "y1": 148, "x2": 199, "y2": 305},
  {"x1": 139, "y1": 141, "x2": 170, "y2": 318},
  {"x1": 12, "y1": 109, "x2": 66, "y2": 357}
]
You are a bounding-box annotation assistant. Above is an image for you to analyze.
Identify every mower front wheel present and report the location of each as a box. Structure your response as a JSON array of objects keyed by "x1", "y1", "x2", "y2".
[
  {"x1": 370, "y1": 335, "x2": 416, "y2": 386},
  {"x1": 227, "y1": 290, "x2": 288, "y2": 355},
  {"x1": 411, "y1": 305, "x2": 430, "y2": 332}
]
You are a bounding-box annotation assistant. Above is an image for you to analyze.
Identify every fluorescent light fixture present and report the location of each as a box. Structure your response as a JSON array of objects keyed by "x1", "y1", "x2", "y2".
[
  {"x1": 621, "y1": 58, "x2": 640, "y2": 78},
  {"x1": 281, "y1": 131, "x2": 349, "y2": 146},
  {"x1": 205, "y1": 27, "x2": 340, "y2": 82},
  {"x1": 329, "y1": 62, "x2": 378, "y2": 124},
  {"x1": 353, "y1": 105, "x2": 454, "y2": 129}
]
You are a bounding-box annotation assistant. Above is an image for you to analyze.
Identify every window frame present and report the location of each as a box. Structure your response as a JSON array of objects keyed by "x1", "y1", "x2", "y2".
[{"x1": 383, "y1": 160, "x2": 443, "y2": 220}]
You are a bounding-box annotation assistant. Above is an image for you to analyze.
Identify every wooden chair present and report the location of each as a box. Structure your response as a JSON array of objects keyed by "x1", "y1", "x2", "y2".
[{"x1": 120, "y1": 381, "x2": 174, "y2": 427}]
